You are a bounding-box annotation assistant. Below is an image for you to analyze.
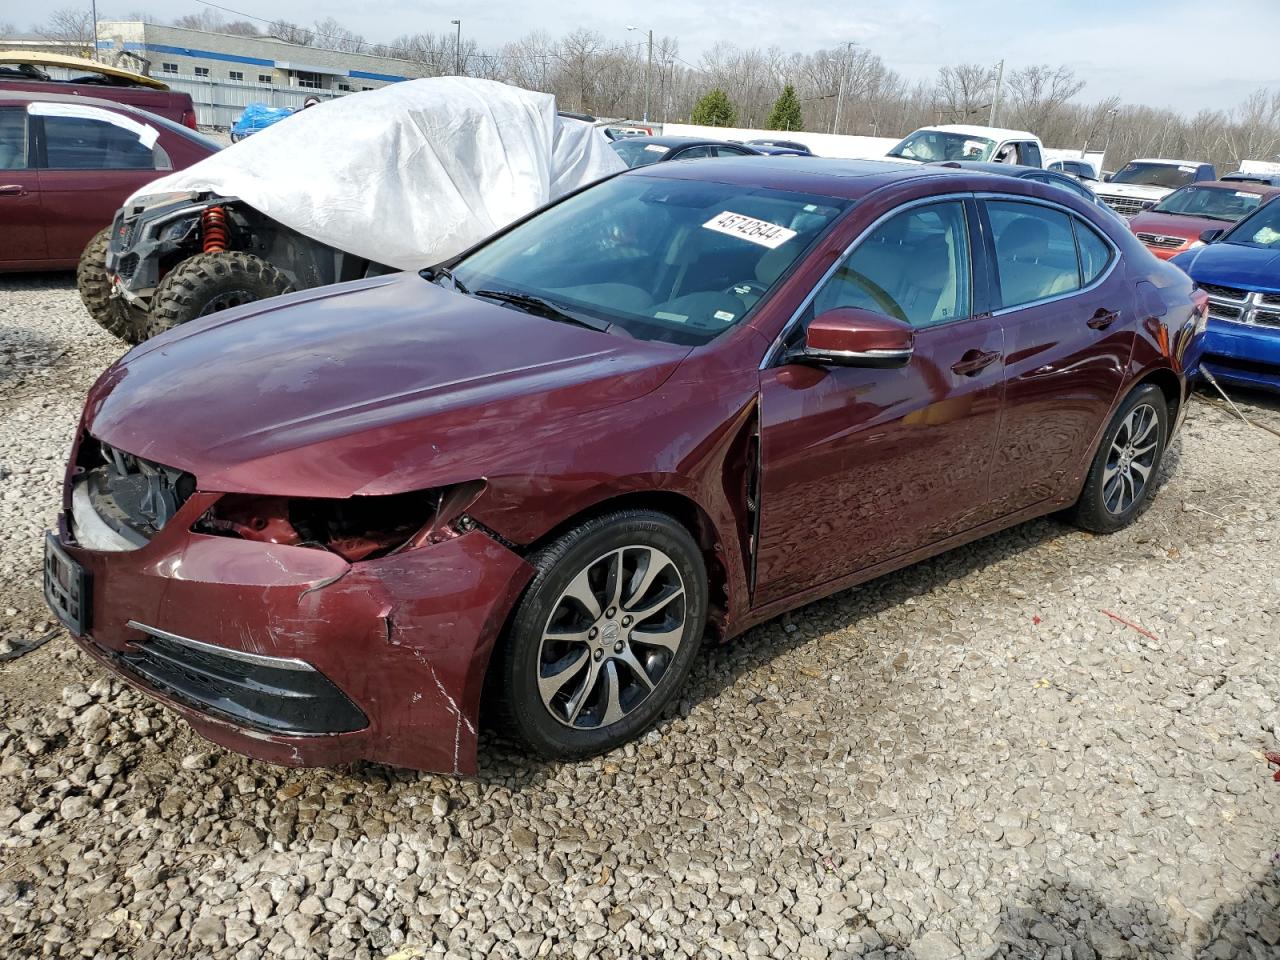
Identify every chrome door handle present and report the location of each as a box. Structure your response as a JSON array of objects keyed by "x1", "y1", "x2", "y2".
[
  {"x1": 0, "y1": 184, "x2": 26, "y2": 196},
  {"x1": 1087, "y1": 308, "x2": 1119, "y2": 330},
  {"x1": 951, "y1": 349, "x2": 1001, "y2": 376}
]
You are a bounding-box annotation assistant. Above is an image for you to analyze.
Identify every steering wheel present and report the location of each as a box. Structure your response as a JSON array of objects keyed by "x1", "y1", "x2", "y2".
[
  {"x1": 843, "y1": 269, "x2": 909, "y2": 322},
  {"x1": 723, "y1": 281, "x2": 769, "y2": 299}
]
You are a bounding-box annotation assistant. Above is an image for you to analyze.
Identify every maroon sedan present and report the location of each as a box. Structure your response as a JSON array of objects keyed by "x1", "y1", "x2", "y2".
[
  {"x1": 0, "y1": 91, "x2": 217, "y2": 271},
  {"x1": 46, "y1": 160, "x2": 1204, "y2": 775},
  {"x1": 1128, "y1": 180, "x2": 1279, "y2": 260}
]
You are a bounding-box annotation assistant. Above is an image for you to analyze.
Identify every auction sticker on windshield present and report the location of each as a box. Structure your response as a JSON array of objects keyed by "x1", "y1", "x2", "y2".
[{"x1": 703, "y1": 211, "x2": 797, "y2": 249}]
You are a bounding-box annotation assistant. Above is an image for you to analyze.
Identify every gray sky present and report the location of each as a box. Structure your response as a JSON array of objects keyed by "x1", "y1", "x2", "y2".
[{"x1": 75, "y1": 0, "x2": 1278, "y2": 113}]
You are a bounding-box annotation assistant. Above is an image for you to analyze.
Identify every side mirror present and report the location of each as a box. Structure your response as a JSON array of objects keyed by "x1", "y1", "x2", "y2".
[
  {"x1": 1140, "y1": 200, "x2": 1155, "y2": 211},
  {"x1": 1199, "y1": 228, "x2": 1224, "y2": 244},
  {"x1": 1103, "y1": 173, "x2": 1113, "y2": 182},
  {"x1": 791, "y1": 307, "x2": 915, "y2": 368}
]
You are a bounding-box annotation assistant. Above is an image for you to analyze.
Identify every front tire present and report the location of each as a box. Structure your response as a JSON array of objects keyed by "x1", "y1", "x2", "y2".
[
  {"x1": 77, "y1": 227, "x2": 142, "y2": 344},
  {"x1": 496, "y1": 510, "x2": 708, "y2": 760},
  {"x1": 145, "y1": 251, "x2": 294, "y2": 340},
  {"x1": 1069, "y1": 384, "x2": 1169, "y2": 533}
]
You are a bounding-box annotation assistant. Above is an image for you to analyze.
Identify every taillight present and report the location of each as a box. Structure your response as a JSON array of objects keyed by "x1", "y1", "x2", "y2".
[{"x1": 182, "y1": 110, "x2": 198, "y2": 130}]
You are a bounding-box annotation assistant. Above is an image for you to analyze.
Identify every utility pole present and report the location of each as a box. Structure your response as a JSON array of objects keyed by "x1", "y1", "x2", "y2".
[
  {"x1": 831, "y1": 41, "x2": 856, "y2": 136},
  {"x1": 627, "y1": 26, "x2": 654, "y2": 123},
  {"x1": 90, "y1": 0, "x2": 99, "y2": 59},
  {"x1": 988, "y1": 59, "x2": 1004, "y2": 126},
  {"x1": 451, "y1": 19, "x2": 462, "y2": 75}
]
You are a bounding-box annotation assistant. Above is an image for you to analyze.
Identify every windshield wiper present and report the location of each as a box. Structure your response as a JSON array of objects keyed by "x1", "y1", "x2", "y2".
[
  {"x1": 473, "y1": 289, "x2": 613, "y2": 333},
  {"x1": 422, "y1": 265, "x2": 469, "y2": 294}
]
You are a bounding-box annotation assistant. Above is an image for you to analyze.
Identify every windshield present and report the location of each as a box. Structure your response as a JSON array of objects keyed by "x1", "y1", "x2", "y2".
[
  {"x1": 1152, "y1": 185, "x2": 1262, "y2": 222},
  {"x1": 450, "y1": 174, "x2": 849, "y2": 346},
  {"x1": 1221, "y1": 200, "x2": 1280, "y2": 249},
  {"x1": 611, "y1": 139, "x2": 671, "y2": 168},
  {"x1": 1109, "y1": 162, "x2": 1198, "y2": 189},
  {"x1": 887, "y1": 130, "x2": 996, "y2": 162}
]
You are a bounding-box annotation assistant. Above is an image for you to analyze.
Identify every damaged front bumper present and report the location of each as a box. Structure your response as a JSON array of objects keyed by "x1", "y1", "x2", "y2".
[{"x1": 48, "y1": 487, "x2": 533, "y2": 776}]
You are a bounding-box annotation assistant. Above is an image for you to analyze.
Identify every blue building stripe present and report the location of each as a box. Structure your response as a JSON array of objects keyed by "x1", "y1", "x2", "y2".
[
  {"x1": 348, "y1": 69, "x2": 407, "y2": 83},
  {"x1": 141, "y1": 42, "x2": 275, "y2": 68}
]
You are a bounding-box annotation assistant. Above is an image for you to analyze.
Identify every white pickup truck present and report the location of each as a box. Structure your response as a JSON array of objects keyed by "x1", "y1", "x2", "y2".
[
  {"x1": 883, "y1": 124, "x2": 1045, "y2": 167},
  {"x1": 1092, "y1": 159, "x2": 1217, "y2": 218}
]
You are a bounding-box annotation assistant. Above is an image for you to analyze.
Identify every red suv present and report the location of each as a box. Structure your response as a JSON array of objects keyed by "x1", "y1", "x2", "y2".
[
  {"x1": 47, "y1": 161, "x2": 1205, "y2": 776},
  {"x1": 0, "y1": 91, "x2": 217, "y2": 272}
]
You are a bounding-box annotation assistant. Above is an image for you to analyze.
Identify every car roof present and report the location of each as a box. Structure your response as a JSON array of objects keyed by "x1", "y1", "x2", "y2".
[
  {"x1": 916, "y1": 124, "x2": 1037, "y2": 141},
  {"x1": 1129, "y1": 158, "x2": 1211, "y2": 166},
  {"x1": 1173, "y1": 179, "x2": 1280, "y2": 196},
  {"x1": 621, "y1": 135, "x2": 755, "y2": 149},
  {"x1": 625, "y1": 155, "x2": 1026, "y2": 201},
  {"x1": 927, "y1": 160, "x2": 1048, "y2": 177}
]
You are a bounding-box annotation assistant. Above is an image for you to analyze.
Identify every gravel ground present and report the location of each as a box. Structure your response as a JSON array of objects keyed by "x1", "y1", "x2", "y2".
[{"x1": 2, "y1": 272, "x2": 1278, "y2": 960}]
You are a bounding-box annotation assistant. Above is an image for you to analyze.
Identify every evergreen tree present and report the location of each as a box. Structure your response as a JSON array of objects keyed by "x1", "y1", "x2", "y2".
[
  {"x1": 691, "y1": 88, "x2": 738, "y2": 127},
  {"x1": 766, "y1": 84, "x2": 804, "y2": 132}
]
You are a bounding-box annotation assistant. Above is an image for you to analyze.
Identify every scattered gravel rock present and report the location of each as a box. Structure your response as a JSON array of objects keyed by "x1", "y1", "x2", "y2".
[{"x1": 2, "y1": 275, "x2": 1279, "y2": 959}]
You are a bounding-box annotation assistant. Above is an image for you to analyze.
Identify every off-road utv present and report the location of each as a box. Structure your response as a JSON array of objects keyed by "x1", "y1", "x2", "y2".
[
  {"x1": 86, "y1": 194, "x2": 391, "y2": 343},
  {"x1": 78, "y1": 77, "x2": 626, "y2": 344}
]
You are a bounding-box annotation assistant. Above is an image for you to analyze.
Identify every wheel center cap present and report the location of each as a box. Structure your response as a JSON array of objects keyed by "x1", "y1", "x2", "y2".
[{"x1": 601, "y1": 622, "x2": 621, "y2": 644}]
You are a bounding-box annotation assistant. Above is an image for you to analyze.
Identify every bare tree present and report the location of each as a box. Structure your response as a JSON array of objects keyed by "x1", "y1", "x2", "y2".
[
  {"x1": 269, "y1": 20, "x2": 315, "y2": 47},
  {"x1": 934, "y1": 64, "x2": 996, "y2": 122},
  {"x1": 37, "y1": 8, "x2": 96, "y2": 55},
  {"x1": 1005, "y1": 65, "x2": 1086, "y2": 140},
  {"x1": 313, "y1": 17, "x2": 366, "y2": 54}
]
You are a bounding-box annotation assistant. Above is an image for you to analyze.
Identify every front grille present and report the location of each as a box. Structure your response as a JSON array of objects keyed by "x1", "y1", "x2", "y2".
[
  {"x1": 74, "y1": 437, "x2": 195, "y2": 544},
  {"x1": 115, "y1": 252, "x2": 138, "y2": 281},
  {"x1": 1255, "y1": 309, "x2": 1280, "y2": 328},
  {"x1": 1099, "y1": 194, "x2": 1148, "y2": 217},
  {"x1": 1135, "y1": 232, "x2": 1185, "y2": 250},
  {"x1": 109, "y1": 626, "x2": 368, "y2": 736},
  {"x1": 1203, "y1": 287, "x2": 1280, "y2": 329},
  {"x1": 1202, "y1": 282, "x2": 1249, "y2": 302},
  {"x1": 1208, "y1": 302, "x2": 1245, "y2": 323}
]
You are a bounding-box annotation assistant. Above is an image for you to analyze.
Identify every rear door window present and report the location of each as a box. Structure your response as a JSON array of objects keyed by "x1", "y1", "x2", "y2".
[
  {"x1": 986, "y1": 200, "x2": 1082, "y2": 307},
  {"x1": 0, "y1": 108, "x2": 28, "y2": 169},
  {"x1": 42, "y1": 114, "x2": 157, "y2": 170},
  {"x1": 1018, "y1": 142, "x2": 1043, "y2": 167},
  {"x1": 1074, "y1": 220, "x2": 1113, "y2": 285}
]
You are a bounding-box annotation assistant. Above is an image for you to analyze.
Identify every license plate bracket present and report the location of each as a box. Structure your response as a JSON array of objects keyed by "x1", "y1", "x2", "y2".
[{"x1": 44, "y1": 532, "x2": 90, "y2": 636}]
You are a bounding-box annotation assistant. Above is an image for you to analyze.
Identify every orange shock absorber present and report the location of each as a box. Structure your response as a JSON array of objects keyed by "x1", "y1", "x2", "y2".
[{"x1": 201, "y1": 205, "x2": 228, "y2": 253}]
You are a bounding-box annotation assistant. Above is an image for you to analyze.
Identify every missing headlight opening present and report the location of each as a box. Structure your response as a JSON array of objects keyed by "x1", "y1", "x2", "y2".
[{"x1": 194, "y1": 481, "x2": 488, "y2": 563}]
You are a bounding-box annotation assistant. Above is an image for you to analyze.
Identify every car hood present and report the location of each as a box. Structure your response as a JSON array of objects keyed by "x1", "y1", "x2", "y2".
[
  {"x1": 85, "y1": 274, "x2": 690, "y2": 497},
  {"x1": 1128, "y1": 211, "x2": 1225, "y2": 240},
  {"x1": 1095, "y1": 182, "x2": 1173, "y2": 201},
  {"x1": 1172, "y1": 243, "x2": 1280, "y2": 294}
]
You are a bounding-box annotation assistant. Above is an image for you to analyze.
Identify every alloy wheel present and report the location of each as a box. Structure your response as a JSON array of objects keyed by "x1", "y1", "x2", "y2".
[
  {"x1": 199, "y1": 289, "x2": 256, "y2": 316},
  {"x1": 537, "y1": 545, "x2": 686, "y2": 729},
  {"x1": 1102, "y1": 402, "x2": 1160, "y2": 514}
]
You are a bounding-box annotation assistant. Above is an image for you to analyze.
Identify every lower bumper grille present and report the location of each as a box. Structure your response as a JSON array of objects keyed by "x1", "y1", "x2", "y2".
[{"x1": 108, "y1": 623, "x2": 367, "y2": 736}]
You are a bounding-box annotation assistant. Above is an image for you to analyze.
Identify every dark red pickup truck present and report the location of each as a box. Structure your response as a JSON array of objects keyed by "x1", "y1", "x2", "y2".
[{"x1": 0, "y1": 54, "x2": 198, "y2": 128}]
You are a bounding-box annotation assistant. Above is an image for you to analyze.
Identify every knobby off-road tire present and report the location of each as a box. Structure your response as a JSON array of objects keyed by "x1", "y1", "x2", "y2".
[
  {"x1": 495, "y1": 510, "x2": 709, "y2": 761},
  {"x1": 145, "y1": 251, "x2": 293, "y2": 340},
  {"x1": 77, "y1": 227, "x2": 143, "y2": 344},
  {"x1": 1068, "y1": 383, "x2": 1170, "y2": 534}
]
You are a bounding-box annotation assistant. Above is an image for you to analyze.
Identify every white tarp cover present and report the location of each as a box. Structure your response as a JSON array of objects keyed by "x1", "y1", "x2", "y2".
[{"x1": 128, "y1": 77, "x2": 626, "y2": 270}]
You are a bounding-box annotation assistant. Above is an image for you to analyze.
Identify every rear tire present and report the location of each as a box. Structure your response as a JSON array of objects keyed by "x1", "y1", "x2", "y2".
[
  {"x1": 495, "y1": 510, "x2": 708, "y2": 760},
  {"x1": 145, "y1": 251, "x2": 293, "y2": 339},
  {"x1": 1068, "y1": 384, "x2": 1169, "y2": 534},
  {"x1": 77, "y1": 227, "x2": 142, "y2": 344}
]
